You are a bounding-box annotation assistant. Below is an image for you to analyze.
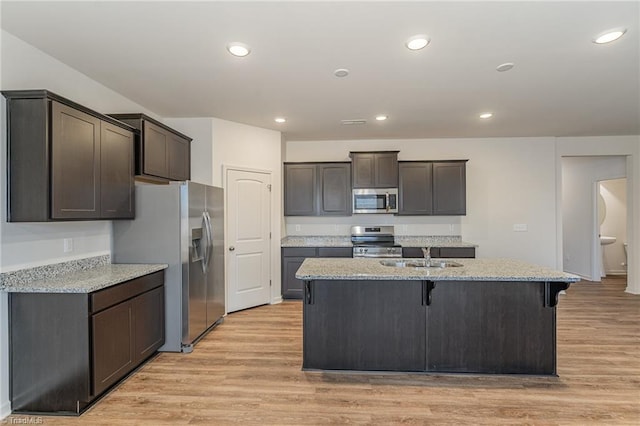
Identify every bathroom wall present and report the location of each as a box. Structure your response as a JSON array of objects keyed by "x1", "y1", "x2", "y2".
[{"x1": 600, "y1": 179, "x2": 627, "y2": 275}]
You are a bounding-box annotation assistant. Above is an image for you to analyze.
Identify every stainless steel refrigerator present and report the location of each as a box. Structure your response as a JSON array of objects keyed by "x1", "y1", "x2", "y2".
[{"x1": 112, "y1": 181, "x2": 225, "y2": 353}]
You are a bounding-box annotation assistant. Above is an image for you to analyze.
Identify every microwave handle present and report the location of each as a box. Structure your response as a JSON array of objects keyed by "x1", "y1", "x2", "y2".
[{"x1": 385, "y1": 192, "x2": 390, "y2": 212}]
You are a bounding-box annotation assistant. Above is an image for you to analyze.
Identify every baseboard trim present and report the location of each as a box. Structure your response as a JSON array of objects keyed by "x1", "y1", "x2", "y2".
[
  {"x1": 271, "y1": 296, "x2": 283, "y2": 305},
  {"x1": 0, "y1": 399, "x2": 11, "y2": 420}
]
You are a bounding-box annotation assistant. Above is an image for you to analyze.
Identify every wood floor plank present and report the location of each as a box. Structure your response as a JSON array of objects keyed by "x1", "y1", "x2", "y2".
[{"x1": 6, "y1": 276, "x2": 639, "y2": 425}]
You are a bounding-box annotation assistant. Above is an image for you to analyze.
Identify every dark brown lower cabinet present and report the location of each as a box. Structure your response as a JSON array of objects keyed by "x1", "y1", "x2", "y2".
[
  {"x1": 402, "y1": 246, "x2": 476, "y2": 259},
  {"x1": 9, "y1": 271, "x2": 164, "y2": 415},
  {"x1": 281, "y1": 247, "x2": 352, "y2": 299}
]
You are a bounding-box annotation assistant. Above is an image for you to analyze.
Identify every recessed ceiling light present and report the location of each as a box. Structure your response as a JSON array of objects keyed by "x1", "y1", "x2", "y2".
[
  {"x1": 375, "y1": 115, "x2": 388, "y2": 121},
  {"x1": 479, "y1": 112, "x2": 493, "y2": 119},
  {"x1": 227, "y1": 42, "x2": 251, "y2": 57},
  {"x1": 405, "y1": 34, "x2": 430, "y2": 51},
  {"x1": 496, "y1": 62, "x2": 515, "y2": 72},
  {"x1": 593, "y1": 28, "x2": 626, "y2": 44},
  {"x1": 334, "y1": 68, "x2": 350, "y2": 78},
  {"x1": 274, "y1": 117, "x2": 286, "y2": 123}
]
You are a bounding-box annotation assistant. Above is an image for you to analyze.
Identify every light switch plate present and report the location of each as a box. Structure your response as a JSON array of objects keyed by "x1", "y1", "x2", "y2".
[
  {"x1": 63, "y1": 238, "x2": 73, "y2": 252},
  {"x1": 513, "y1": 224, "x2": 528, "y2": 232}
]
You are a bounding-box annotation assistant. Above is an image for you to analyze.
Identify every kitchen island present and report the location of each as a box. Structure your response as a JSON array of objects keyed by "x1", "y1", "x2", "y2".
[{"x1": 296, "y1": 258, "x2": 579, "y2": 376}]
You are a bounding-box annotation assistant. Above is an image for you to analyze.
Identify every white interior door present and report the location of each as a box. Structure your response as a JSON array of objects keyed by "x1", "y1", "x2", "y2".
[{"x1": 226, "y1": 168, "x2": 271, "y2": 312}]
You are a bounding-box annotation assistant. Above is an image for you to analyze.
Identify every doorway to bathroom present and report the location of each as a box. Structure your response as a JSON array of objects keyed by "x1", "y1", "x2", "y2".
[
  {"x1": 561, "y1": 155, "x2": 628, "y2": 282},
  {"x1": 598, "y1": 178, "x2": 628, "y2": 278}
]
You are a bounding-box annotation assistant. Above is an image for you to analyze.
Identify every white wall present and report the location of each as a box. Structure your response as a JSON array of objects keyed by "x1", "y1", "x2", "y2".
[
  {"x1": 557, "y1": 135, "x2": 640, "y2": 294},
  {"x1": 286, "y1": 137, "x2": 559, "y2": 267},
  {"x1": 164, "y1": 118, "x2": 214, "y2": 186},
  {"x1": 600, "y1": 179, "x2": 628, "y2": 274},
  {"x1": 561, "y1": 157, "x2": 627, "y2": 279},
  {"x1": 166, "y1": 117, "x2": 283, "y2": 304},
  {"x1": 0, "y1": 31, "x2": 159, "y2": 419}
]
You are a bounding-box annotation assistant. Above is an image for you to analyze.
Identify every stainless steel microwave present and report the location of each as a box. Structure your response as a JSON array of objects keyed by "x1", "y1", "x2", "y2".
[{"x1": 352, "y1": 188, "x2": 398, "y2": 214}]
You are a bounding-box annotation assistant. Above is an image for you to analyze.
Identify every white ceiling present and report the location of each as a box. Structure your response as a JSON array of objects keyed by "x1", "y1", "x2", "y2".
[{"x1": 1, "y1": 1, "x2": 638, "y2": 141}]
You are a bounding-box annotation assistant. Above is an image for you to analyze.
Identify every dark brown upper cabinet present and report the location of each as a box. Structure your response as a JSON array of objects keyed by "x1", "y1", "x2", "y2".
[
  {"x1": 350, "y1": 151, "x2": 399, "y2": 188},
  {"x1": 398, "y1": 160, "x2": 467, "y2": 216},
  {"x1": 284, "y1": 162, "x2": 351, "y2": 216},
  {"x1": 108, "y1": 113, "x2": 191, "y2": 182},
  {"x1": 2, "y1": 90, "x2": 135, "y2": 222}
]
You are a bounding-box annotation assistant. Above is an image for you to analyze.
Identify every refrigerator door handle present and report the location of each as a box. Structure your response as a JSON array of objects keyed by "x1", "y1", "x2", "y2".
[
  {"x1": 201, "y1": 212, "x2": 209, "y2": 273},
  {"x1": 203, "y1": 211, "x2": 214, "y2": 272}
]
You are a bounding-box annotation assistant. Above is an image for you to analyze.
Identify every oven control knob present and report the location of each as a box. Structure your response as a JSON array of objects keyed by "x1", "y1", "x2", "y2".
[
  {"x1": 363, "y1": 248, "x2": 368, "y2": 253},
  {"x1": 387, "y1": 248, "x2": 392, "y2": 253}
]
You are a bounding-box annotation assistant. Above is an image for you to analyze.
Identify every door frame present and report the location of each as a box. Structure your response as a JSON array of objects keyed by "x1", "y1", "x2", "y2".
[{"x1": 222, "y1": 165, "x2": 278, "y2": 313}]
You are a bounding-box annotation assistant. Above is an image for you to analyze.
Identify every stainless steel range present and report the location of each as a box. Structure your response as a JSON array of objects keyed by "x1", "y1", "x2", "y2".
[{"x1": 351, "y1": 225, "x2": 402, "y2": 258}]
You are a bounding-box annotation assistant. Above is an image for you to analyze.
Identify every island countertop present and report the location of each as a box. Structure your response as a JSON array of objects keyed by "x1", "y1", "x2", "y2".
[
  {"x1": 295, "y1": 257, "x2": 580, "y2": 282},
  {"x1": 1, "y1": 263, "x2": 168, "y2": 293}
]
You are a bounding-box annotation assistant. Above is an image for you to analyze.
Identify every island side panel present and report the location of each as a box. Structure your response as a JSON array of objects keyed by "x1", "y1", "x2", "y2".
[
  {"x1": 303, "y1": 280, "x2": 426, "y2": 371},
  {"x1": 426, "y1": 280, "x2": 556, "y2": 375}
]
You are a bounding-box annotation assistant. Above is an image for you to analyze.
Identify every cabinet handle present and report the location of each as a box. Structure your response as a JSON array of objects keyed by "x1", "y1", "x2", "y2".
[{"x1": 229, "y1": 246, "x2": 235, "y2": 251}]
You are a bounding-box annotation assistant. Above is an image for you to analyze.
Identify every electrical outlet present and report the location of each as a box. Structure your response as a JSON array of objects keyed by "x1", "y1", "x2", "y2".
[
  {"x1": 63, "y1": 238, "x2": 73, "y2": 253},
  {"x1": 295, "y1": 225, "x2": 301, "y2": 232},
  {"x1": 513, "y1": 224, "x2": 528, "y2": 232}
]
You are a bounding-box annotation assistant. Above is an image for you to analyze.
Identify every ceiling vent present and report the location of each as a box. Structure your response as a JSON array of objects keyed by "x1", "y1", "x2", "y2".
[{"x1": 341, "y1": 119, "x2": 367, "y2": 125}]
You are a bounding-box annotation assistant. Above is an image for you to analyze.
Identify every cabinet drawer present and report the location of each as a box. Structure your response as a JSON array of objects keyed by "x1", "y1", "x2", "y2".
[
  {"x1": 318, "y1": 247, "x2": 352, "y2": 257},
  {"x1": 90, "y1": 271, "x2": 164, "y2": 314},
  {"x1": 438, "y1": 247, "x2": 476, "y2": 258},
  {"x1": 282, "y1": 247, "x2": 317, "y2": 257}
]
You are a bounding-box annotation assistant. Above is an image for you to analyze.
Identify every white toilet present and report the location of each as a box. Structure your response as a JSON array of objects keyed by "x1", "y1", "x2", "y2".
[{"x1": 600, "y1": 236, "x2": 616, "y2": 278}]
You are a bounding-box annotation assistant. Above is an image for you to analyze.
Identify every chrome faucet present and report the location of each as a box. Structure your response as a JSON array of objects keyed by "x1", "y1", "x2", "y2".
[{"x1": 421, "y1": 247, "x2": 431, "y2": 264}]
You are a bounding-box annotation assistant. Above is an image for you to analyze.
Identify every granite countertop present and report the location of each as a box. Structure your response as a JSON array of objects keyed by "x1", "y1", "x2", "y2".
[
  {"x1": 281, "y1": 236, "x2": 353, "y2": 247},
  {"x1": 295, "y1": 258, "x2": 580, "y2": 282},
  {"x1": 1, "y1": 263, "x2": 168, "y2": 293},
  {"x1": 281, "y1": 235, "x2": 476, "y2": 248}
]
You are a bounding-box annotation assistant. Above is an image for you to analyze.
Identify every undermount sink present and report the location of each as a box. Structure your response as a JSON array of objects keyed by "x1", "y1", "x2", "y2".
[
  {"x1": 600, "y1": 236, "x2": 617, "y2": 245},
  {"x1": 379, "y1": 259, "x2": 463, "y2": 268}
]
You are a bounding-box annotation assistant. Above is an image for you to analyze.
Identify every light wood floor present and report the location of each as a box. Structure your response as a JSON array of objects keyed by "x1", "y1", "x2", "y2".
[{"x1": 8, "y1": 276, "x2": 640, "y2": 425}]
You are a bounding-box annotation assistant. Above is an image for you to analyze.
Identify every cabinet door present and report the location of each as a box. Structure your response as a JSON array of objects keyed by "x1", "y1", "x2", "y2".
[
  {"x1": 284, "y1": 164, "x2": 318, "y2": 215},
  {"x1": 133, "y1": 286, "x2": 165, "y2": 363},
  {"x1": 319, "y1": 163, "x2": 351, "y2": 216},
  {"x1": 51, "y1": 101, "x2": 101, "y2": 219},
  {"x1": 91, "y1": 300, "x2": 134, "y2": 396},
  {"x1": 100, "y1": 122, "x2": 134, "y2": 219},
  {"x1": 282, "y1": 256, "x2": 307, "y2": 299},
  {"x1": 317, "y1": 247, "x2": 352, "y2": 257},
  {"x1": 142, "y1": 121, "x2": 169, "y2": 178},
  {"x1": 303, "y1": 280, "x2": 426, "y2": 371},
  {"x1": 438, "y1": 247, "x2": 475, "y2": 258},
  {"x1": 351, "y1": 153, "x2": 376, "y2": 188},
  {"x1": 432, "y1": 162, "x2": 466, "y2": 215},
  {"x1": 375, "y1": 152, "x2": 399, "y2": 187},
  {"x1": 168, "y1": 134, "x2": 190, "y2": 181},
  {"x1": 398, "y1": 162, "x2": 433, "y2": 215}
]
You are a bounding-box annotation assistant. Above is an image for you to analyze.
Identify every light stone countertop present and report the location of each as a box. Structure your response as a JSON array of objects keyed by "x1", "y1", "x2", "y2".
[
  {"x1": 281, "y1": 235, "x2": 476, "y2": 248},
  {"x1": 281, "y1": 236, "x2": 353, "y2": 247},
  {"x1": 295, "y1": 258, "x2": 580, "y2": 282},
  {"x1": 1, "y1": 264, "x2": 168, "y2": 293}
]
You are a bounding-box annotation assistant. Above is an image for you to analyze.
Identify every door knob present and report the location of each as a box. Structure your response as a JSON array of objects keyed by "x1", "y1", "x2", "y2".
[{"x1": 229, "y1": 246, "x2": 235, "y2": 251}]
